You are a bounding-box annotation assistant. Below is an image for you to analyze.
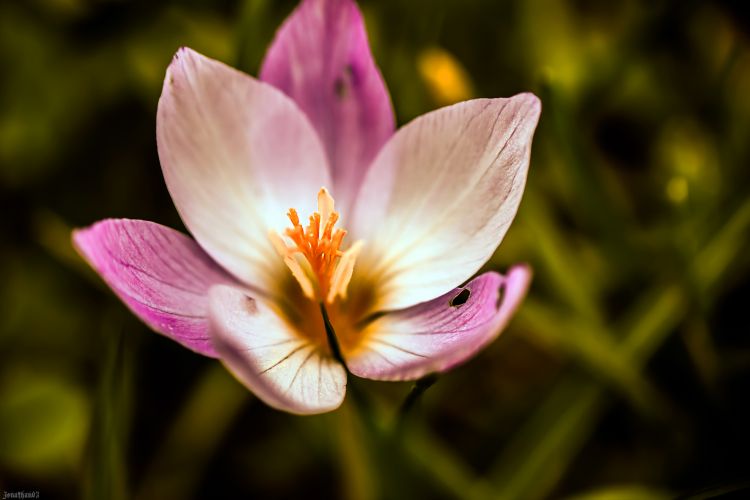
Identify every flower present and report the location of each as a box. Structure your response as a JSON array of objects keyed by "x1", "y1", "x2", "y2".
[{"x1": 73, "y1": 0, "x2": 541, "y2": 415}]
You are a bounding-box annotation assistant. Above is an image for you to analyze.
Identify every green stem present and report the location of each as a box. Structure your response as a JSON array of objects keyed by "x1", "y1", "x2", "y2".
[{"x1": 398, "y1": 373, "x2": 439, "y2": 421}]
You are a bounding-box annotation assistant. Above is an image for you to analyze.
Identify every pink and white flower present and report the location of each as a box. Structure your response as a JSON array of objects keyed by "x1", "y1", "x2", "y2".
[{"x1": 73, "y1": 0, "x2": 540, "y2": 414}]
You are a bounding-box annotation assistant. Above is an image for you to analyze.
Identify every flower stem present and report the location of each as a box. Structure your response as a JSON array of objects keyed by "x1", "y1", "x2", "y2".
[
  {"x1": 319, "y1": 303, "x2": 348, "y2": 371},
  {"x1": 398, "y1": 373, "x2": 439, "y2": 420}
]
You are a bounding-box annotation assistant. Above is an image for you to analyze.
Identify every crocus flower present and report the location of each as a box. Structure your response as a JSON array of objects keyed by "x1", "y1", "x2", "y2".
[{"x1": 73, "y1": 0, "x2": 540, "y2": 414}]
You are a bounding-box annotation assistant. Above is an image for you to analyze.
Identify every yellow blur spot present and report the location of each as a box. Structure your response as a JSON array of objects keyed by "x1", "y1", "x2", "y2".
[
  {"x1": 418, "y1": 47, "x2": 473, "y2": 105},
  {"x1": 656, "y1": 118, "x2": 719, "y2": 201},
  {"x1": 666, "y1": 176, "x2": 689, "y2": 203}
]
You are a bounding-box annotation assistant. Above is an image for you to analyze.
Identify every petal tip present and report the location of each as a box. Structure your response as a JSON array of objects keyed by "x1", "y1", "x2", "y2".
[
  {"x1": 506, "y1": 263, "x2": 533, "y2": 291},
  {"x1": 171, "y1": 45, "x2": 199, "y2": 62},
  {"x1": 71, "y1": 218, "x2": 112, "y2": 258},
  {"x1": 163, "y1": 46, "x2": 203, "y2": 90},
  {"x1": 70, "y1": 225, "x2": 87, "y2": 248},
  {"x1": 516, "y1": 92, "x2": 542, "y2": 119},
  {"x1": 70, "y1": 227, "x2": 90, "y2": 264}
]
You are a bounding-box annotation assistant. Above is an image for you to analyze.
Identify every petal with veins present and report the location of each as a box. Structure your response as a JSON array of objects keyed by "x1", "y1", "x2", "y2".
[
  {"x1": 158, "y1": 47, "x2": 331, "y2": 292},
  {"x1": 346, "y1": 266, "x2": 531, "y2": 381},
  {"x1": 261, "y1": 0, "x2": 395, "y2": 214},
  {"x1": 208, "y1": 285, "x2": 346, "y2": 415},
  {"x1": 327, "y1": 240, "x2": 363, "y2": 303},
  {"x1": 73, "y1": 219, "x2": 237, "y2": 357},
  {"x1": 317, "y1": 187, "x2": 335, "y2": 227},
  {"x1": 351, "y1": 94, "x2": 540, "y2": 311}
]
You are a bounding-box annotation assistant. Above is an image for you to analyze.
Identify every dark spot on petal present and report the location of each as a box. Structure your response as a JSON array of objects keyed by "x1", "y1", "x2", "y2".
[
  {"x1": 334, "y1": 65, "x2": 354, "y2": 99},
  {"x1": 334, "y1": 78, "x2": 346, "y2": 98},
  {"x1": 243, "y1": 295, "x2": 258, "y2": 314},
  {"x1": 450, "y1": 288, "x2": 471, "y2": 307},
  {"x1": 495, "y1": 285, "x2": 506, "y2": 310}
]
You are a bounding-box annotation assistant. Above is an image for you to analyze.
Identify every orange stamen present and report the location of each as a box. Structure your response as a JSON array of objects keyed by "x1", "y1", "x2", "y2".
[{"x1": 270, "y1": 188, "x2": 361, "y2": 303}]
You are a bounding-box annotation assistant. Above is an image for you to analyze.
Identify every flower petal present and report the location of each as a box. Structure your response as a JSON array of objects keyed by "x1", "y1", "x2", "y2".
[
  {"x1": 347, "y1": 267, "x2": 531, "y2": 381},
  {"x1": 351, "y1": 94, "x2": 540, "y2": 311},
  {"x1": 208, "y1": 284, "x2": 346, "y2": 414},
  {"x1": 157, "y1": 47, "x2": 331, "y2": 292},
  {"x1": 73, "y1": 219, "x2": 238, "y2": 357},
  {"x1": 260, "y1": 0, "x2": 395, "y2": 213}
]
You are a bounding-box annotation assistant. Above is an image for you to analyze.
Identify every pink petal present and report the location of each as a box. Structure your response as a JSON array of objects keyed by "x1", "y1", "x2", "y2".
[
  {"x1": 346, "y1": 267, "x2": 531, "y2": 381},
  {"x1": 208, "y1": 285, "x2": 346, "y2": 415},
  {"x1": 73, "y1": 219, "x2": 238, "y2": 357},
  {"x1": 351, "y1": 94, "x2": 541, "y2": 311},
  {"x1": 260, "y1": 0, "x2": 395, "y2": 214},
  {"x1": 157, "y1": 47, "x2": 331, "y2": 291}
]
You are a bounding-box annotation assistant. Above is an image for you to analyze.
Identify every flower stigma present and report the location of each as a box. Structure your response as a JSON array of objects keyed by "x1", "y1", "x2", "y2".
[{"x1": 269, "y1": 188, "x2": 363, "y2": 305}]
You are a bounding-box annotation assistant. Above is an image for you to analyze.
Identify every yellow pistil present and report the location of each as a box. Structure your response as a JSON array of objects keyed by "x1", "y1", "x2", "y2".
[{"x1": 270, "y1": 188, "x2": 362, "y2": 304}]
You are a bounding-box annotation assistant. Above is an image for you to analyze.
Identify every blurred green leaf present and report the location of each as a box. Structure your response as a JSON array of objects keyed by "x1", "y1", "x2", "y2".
[
  {"x1": 336, "y1": 401, "x2": 378, "y2": 500},
  {"x1": 84, "y1": 311, "x2": 133, "y2": 500},
  {"x1": 517, "y1": 299, "x2": 667, "y2": 417},
  {"x1": 694, "y1": 198, "x2": 750, "y2": 299},
  {"x1": 135, "y1": 365, "x2": 249, "y2": 500},
  {"x1": 402, "y1": 425, "x2": 493, "y2": 500},
  {"x1": 563, "y1": 484, "x2": 672, "y2": 500},
  {"x1": 2, "y1": 0, "x2": 750, "y2": 497},
  {"x1": 487, "y1": 375, "x2": 604, "y2": 500},
  {"x1": 0, "y1": 368, "x2": 90, "y2": 474},
  {"x1": 520, "y1": 192, "x2": 602, "y2": 321}
]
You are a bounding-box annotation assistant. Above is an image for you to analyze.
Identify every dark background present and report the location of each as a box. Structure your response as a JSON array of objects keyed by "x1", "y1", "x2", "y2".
[{"x1": 1, "y1": 0, "x2": 749, "y2": 498}]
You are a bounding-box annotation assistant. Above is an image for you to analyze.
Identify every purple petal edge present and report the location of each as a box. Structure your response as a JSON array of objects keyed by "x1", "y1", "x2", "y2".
[
  {"x1": 72, "y1": 219, "x2": 238, "y2": 357},
  {"x1": 260, "y1": 0, "x2": 395, "y2": 213},
  {"x1": 347, "y1": 266, "x2": 532, "y2": 381}
]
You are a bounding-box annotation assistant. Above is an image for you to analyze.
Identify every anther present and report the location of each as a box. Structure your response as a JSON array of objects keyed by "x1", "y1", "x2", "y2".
[{"x1": 269, "y1": 188, "x2": 363, "y2": 303}]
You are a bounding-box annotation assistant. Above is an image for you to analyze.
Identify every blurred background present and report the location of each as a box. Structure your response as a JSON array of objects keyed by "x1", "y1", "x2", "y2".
[{"x1": 1, "y1": 0, "x2": 749, "y2": 498}]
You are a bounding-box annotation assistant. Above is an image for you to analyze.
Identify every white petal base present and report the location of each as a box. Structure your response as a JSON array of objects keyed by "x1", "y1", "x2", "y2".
[{"x1": 208, "y1": 285, "x2": 346, "y2": 415}]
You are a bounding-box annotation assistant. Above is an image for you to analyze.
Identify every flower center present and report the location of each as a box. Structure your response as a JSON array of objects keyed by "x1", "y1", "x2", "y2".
[{"x1": 269, "y1": 188, "x2": 363, "y2": 304}]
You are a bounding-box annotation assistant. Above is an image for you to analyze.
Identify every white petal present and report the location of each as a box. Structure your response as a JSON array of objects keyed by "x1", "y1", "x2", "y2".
[
  {"x1": 157, "y1": 48, "x2": 331, "y2": 292},
  {"x1": 208, "y1": 285, "x2": 346, "y2": 415},
  {"x1": 350, "y1": 94, "x2": 540, "y2": 310}
]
